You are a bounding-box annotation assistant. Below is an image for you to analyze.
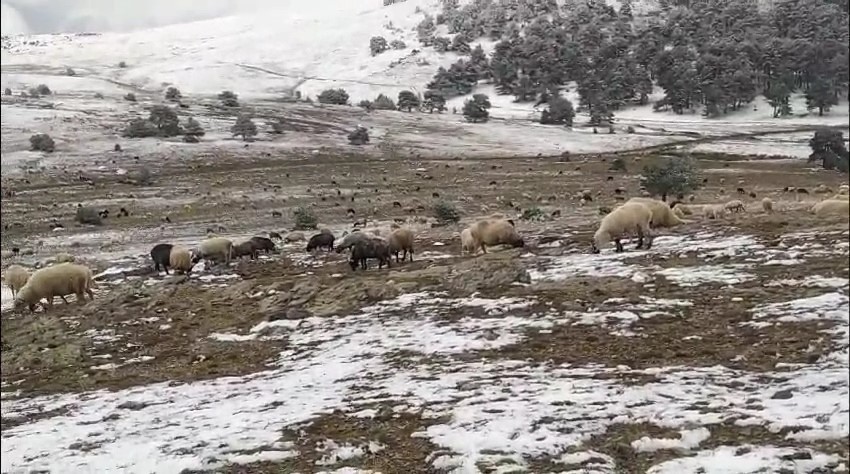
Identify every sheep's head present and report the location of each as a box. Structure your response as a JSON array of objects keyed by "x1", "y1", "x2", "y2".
[
  {"x1": 14, "y1": 286, "x2": 38, "y2": 312},
  {"x1": 591, "y1": 229, "x2": 609, "y2": 254},
  {"x1": 510, "y1": 236, "x2": 525, "y2": 248},
  {"x1": 348, "y1": 259, "x2": 359, "y2": 271}
]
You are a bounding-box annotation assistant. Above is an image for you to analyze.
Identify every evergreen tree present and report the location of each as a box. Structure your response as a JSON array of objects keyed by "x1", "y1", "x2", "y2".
[
  {"x1": 462, "y1": 94, "x2": 491, "y2": 123},
  {"x1": 469, "y1": 44, "x2": 490, "y2": 80},
  {"x1": 539, "y1": 96, "x2": 575, "y2": 126},
  {"x1": 373, "y1": 93, "x2": 397, "y2": 110},
  {"x1": 317, "y1": 88, "x2": 350, "y2": 105},
  {"x1": 348, "y1": 126, "x2": 370, "y2": 145},
  {"x1": 805, "y1": 79, "x2": 838, "y2": 116},
  {"x1": 417, "y1": 15, "x2": 436, "y2": 45},
  {"x1": 809, "y1": 129, "x2": 849, "y2": 172},
  {"x1": 451, "y1": 33, "x2": 471, "y2": 53},
  {"x1": 148, "y1": 105, "x2": 181, "y2": 137},
  {"x1": 182, "y1": 117, "x2": 205, "y2": 141},
  {"x1": 370, "y1": 36, "x2": 389, "y2": 56},
  {"x1": 397, "y1": 90, "x2": 421, "y2": 111},
  {"x1": 641, "y1": 158, "x2": 701, "y2": 202},
  {"x1": 218, "y1": 90, "x2": 239, "y2": 107},
  {"x1": 231, "y1": 115, "x2": 258, "y2": 141},
  {"x1": 765, "y1": 76, "x2": 795, "y2": 117},
  {"x1": 165, "y1": 86, "x2": 182, "y2": 101},
  {"x1": 422, "y1": 90, "x2": 447, "y2": 113}
]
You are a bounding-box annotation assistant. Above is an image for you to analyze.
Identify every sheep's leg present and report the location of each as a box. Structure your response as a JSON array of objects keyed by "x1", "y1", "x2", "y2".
[
  {"x1": 408, "y1": 248, "x2": 413, "y2": 262},
  {"x1": 386, "y1": 256, "x2": 392, "y2": 268},
  {"x1": 614, "y1": 239, "x2": 624, "y2": 252},
  {"x1": 46, "y1": 297, "x2": 54, "y2": 310},
  {"x1": 86, "y1": 288, "x2": 95, "y2": 300},
  {"x1": 644, "y1": 231, "x2": 654, "y2": 250},
  {"x1": 164, "y1": 265, "x2": 170, "y2": 275},
  {"x1": 480, "y1": 243, "x2": 487, "y2": 254},
  {"x1": 154, "y1": 263, "x2": 161, "y2": 272},
  {"x1": 76, "y1": 291, "x2": 87, "y2": 305},
  {"x1": 60, "y1": 295, "x2": 70, "y2": 304}
]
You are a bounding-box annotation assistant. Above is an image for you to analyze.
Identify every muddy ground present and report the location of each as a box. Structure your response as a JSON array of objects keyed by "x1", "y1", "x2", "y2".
[{"x1": 2, "y1": 145, "x2": 849, "y2": 473}]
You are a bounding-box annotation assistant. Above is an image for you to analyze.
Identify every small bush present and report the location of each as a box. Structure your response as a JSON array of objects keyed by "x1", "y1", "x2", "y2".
[
  {"x1": 93, "y1": 92, "x2": 104, "y2": 99},
  {"x1": 29, "y1": 134, "x2": 55, "y2": 153},
  {"x1": 183, "y1": 117, "x2": 205, "y2": 141},
  {"x1": 183, "y1": 134, "x2": 199, "y2": 143},
  {"x1": 373, "y1": 94, "x2": 396, "y2": 110},
  {"x1": 293, "y1": 207, "x2": 318, "y2": 230},
  {"x1": 165, "y1": 86, "x2": 182, "y2": 101},
  {"x1": 348, "y1": 126, "x2": 370, "y2": 145},
  {"x1": 370, "y1": 36, "x2": 389, "y2": 56},
  {"x1": 124, "y1": 92, "x2": 137, "y2": 102},
  {"x1": 609, "y1": 158, "x2": 627, "y2": 172},
  {"x1": 317, "y1": 88, "x2": 350, "y2": 105},
  {"x1": 4, "y1": 87, "x2": 11, "y2": 95},
  {"x1": 641, "y1": 157, "x2": 701, "y2": 201},
  {"x1": 269, "y1": 119, "x2": 285, "y2": 134},
  {"x1": 463, "y1": 94, "x2": 491, "y2": 123},
  {"x1": 626, "y1": 125, "x2": 636, "y2": 134},
  {"x1": 123, "y1": 119, "x2": 159, "y2": 138},
  {"x1": 218, "y1": 90, "x2": 239, "y2": 107},
  {"x1": 75, "y1": 206, "x2": 102, "y2": 225},
  {"x1": 118, "y1": 61, "x2": 127, "y2": 68},
  {"x1": 358, "y1": 99, "x2": 374, "y2": 111},
  {"x1": 148, "y1": 105, "x2": 181, "y2": 136},
  {"x1": 521, "y1": 207, "x2": 545, "y2": 221},
  {"x1": 433, "y1": 201, "x2": 460, "y2": 224},
  {"x1": 114, "y1": 143, "x2": 122, "y2": 152},
  {"x1": 231, "y1": 114, "x2": 257, "y2": 141},
  {"x1": 390, "y1": 39, "x2": 407, "y2": 49},
  {"x1": 64, "y1": 67, "x2": 76, "y2": 76},
  {"x1": 35, "y1": 84, "x2": 51, "y2": 95},
  {"x1": 433, "y1": 36, "x2": 451, "y2": 52}
]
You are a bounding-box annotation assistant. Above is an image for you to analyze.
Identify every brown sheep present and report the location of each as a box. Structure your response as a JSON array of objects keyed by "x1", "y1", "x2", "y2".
[
  {"x1": 3, "y1": 264, "x2": 30, "y2": 299},
  {"x1": 169, "y1": 246, "x2": 194, "y2": 274},
  {"x1": 467, "y1": 218, "x2": 524, "y2": 254},
  {"x1": 592, "y1": 202, "x2": 653, "y2": 253},
  {"x1": 387, "y1": 227, "x2": 415, "y2": 263}
]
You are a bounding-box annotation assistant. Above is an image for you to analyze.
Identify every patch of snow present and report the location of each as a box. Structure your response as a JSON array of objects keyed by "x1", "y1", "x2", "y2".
[
  {"x1": 646, "y1": 446, "x2": 842, "y2": 474},
  {"x1": 631, "y1": 427, "x2": 711, "y2": 453},
  {"x1": 656, "y1": 265, "x2": 755, "y2": 287}
]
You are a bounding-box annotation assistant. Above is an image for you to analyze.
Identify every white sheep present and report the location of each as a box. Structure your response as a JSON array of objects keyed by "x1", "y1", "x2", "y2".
[
  {"x1": 14, "y1": 263, "x2": 95, "y2": 312},
  {"x1": 460, "y1": 228, "x2": 477, "y2": 256},
  {"x1": 467, "y1": 218, "x2": 525, "y2": 254},
  {"x1": 811, "y1": 199, "x2": 849, "y2": 218},
  {"x1": 52, "y1": 253, "x2": 76, "y2": 264},
  {"x1": 591, "y1": 201, "x2": 653, "y2": 253},
  {"x1": 628, "y1": 197, "x2": 685, "y2": 228},
  {"x1": 3, "y1": 264, "x2": 30, "y2": 299},
  {"x1": 829, "y1": 193, "x2": 849, "y2": 201},
  {"x1": 284, "y1": 232, "x2": 306, "y2": 243},
  {"x1": 724, "y1": 199, "x2": 745, "y2": 213},
  {"x1": 672, "y1": 206, "x2": 686, "y2": 219},
  {"x1": 838, "y1": 184, "x2": 849, "y2": 195},
  {"x1": 169, "y1": 246, "x2": 194, "y2": 274},
  {"x1": 702, "y1": 204, "x2": 726, "y2": 220},
  {"x1": 387, "y1": 227, "x2": 415, "y2": 263},
  {"x1": 196, "y1": 237, "x2": 233, "y2": 266},
  {"x1": 761, "y1": 197, "x2": 774, "y2": 213}
]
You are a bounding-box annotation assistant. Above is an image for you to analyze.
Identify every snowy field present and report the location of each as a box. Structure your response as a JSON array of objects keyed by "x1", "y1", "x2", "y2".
[{"x1": 2, "y1": 226, "x2": 849, "y2": 473}]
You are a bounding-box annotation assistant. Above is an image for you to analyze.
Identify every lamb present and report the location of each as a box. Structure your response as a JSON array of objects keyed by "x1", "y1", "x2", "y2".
[
  {"x1": 724, "y1": 199, "x2": 745, "y2": 213},
  {"x1": 169, "y1": 246, "x2": 194, "y2": 274},
  {"x1": 14, "y1": 263, "x2": 95, "y2": 312},
  {"x1": 628, "y1": 197, "x2": 685, "y2": 228},
  {"x1": 194, "y1": 237, "x2": 233, "y2": 266},
  {"x1": 150, "y1": 243, "x2": 174, "y2": 273},
  {"x1": 249, "y1": 236, "x2": 276, "y2": 254},
  {"x1": 467, "y1": 218, "x2": 525, "y2": 254},
  {"x1": 702, "y1": 204, "x2": 726, "y2": 220},
  {"x1": 460, "y1": 228, "x2": 477, "y2": 256},
  {"x1": 349, "y1": 237, "x2": 392, "y2": 270},
  {"x1": 52, "y1": 253, "x2": 76, "y2": 264},
  {"x1": 811, "y1": 199, "x2": 849, "y2": 218},
  {"x1": 306, "y1": 232, "x2": 335, "y2": 252},
  {"x1": 231, "y1": 241, "x2": 258, "y2": 260},
  {"x1": 387, "y1": 227, "x2": 415, "y2": 263},
  {"x1": 3, "y1": 264, "x2": 30, "y2": 299},
  {"x1": 335, "y1": 230, "x2": 369, "y2": 253},
  {"x1": 762, "y1": 197, "x2": 774, "y2": 213},
  {"x1": 591, "y1": 201, "x2": 653, "y2": 254},
  {"x1": 284, "y1": 231, "x2": 305, "y2": 243}
]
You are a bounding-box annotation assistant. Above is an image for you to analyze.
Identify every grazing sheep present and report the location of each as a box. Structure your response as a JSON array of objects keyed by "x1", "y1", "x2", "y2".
[
  {"x1": 3, "y1": 264, "x2": 30, "y2": 299},
  {"x1": 350, "y1": 237, "x2": 392, "y2": 270},
  {"x1": 797, "y1": 188, "x2": 809, "y2": 195},
  {"x1": 702, "y1": 204, "x2": 726, "y2": 220},
  {"x1": 672, "y1": 206, "x2": 686, "y2": 219},
  {"x1": 387, "y1": 227, "x2": 415, "y2": 263},
  {"x1": 335, "y1": 230, "x2": 369, "y2": 253},
  {"x1": 748, "y1": 191, "x2": 757, "y2": 199},
  {"x1": 14, "y1": 263, "x2": 95, "y2": 312},
  {"x1": 249, "y1": 236, "x2": 276, "y2": 254},
  {"x1": 284, "y1": 231, "x2": 305, "y2": 243},
  {"x1": 169, "y1": 246, "x2": 194, "y2": 274},
  {"x1": 195, "y1": 237, "x2": 233, "y2": 266},
  {"x1": 306, "y1": 232, "x2": 335, "y2": 252},
  {"x1": 628, "y1": 197, "x2": 685, "y2": 228},
  {"x1": 811, "y1": 199, "x2": 849, "y2": 218},
  {"x1": 830, "y1": 193, "x2": 849, "y2": 201},
  {"x1": 838, "y1": 184, "x2": 849, "y2": 195},
  {"x1": 591, "y1": 202, "x2": 653, "y2": 254},
  {"x1": 762, "y1": 197, "x2": 774, "y2": 213},
  {"x1": 460, "y1": 228, "x2": 477, "y2": 256},
  {"x1": 52, "y1": 253, "x2": 76, "y2": 264},
  {"x1": 231, "y1": 241, "x2": 258, "y2": 260},
  {"x1": 736, "y1": 187, "x2": 746, "y2": 195},
  {"x1": 268, "y1": 231, "x2": 282, "y2": 240},
  {"x1": 150, "y1": 243, "x2": 174, "y2": 273},
  {"x1": 724, "y1": 199, "x2": 745, "y2": 213},
  {"x1": 467, "y1": 218, "x2": 525, "y2": 254},
  {"x1": 814, "y1": 184, "x2": 832, "y2": 194}
]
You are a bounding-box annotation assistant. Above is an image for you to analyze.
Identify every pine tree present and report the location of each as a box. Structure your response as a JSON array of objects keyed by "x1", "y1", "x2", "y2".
[
  {"x1": 165, "y1": 86, "x2": 182, "y2": 101},
  {"x1": 805, "y1": 79, "x2": 838, "y2": 116},
  {"x1": 422, "y1": 90, "x2": 446, "y2": 113},
  {"x1": 809, "y1": 129, "x2": 849, "y2": 172},
  {"x1": 370, "y1": 36, "x2": 389, "y2": 56},
  {"x1": 148, "y1": 105, "x2": 181, "y2": 137},
  {"x1": 462, "y1": 94, "x2": 491, "y2": 123},
  {"x1": 539, "y1": 96, "x2": 575, "y2": 126},
  {"x1": 373, "y1": 94, "x2": 397, "y2": 110},
  {"x1": 182, "y1": 117, "x2": 205, "y2": 141},
  {"x1": 765, "y1": 79, "x2": 794, "y2": 118},
  {"x1": 451, "y1": 33, "x2": 471, "y2": 53},
  {"x1": 231, "y1": 115, "x2": 258, "y2": 141},
  {"x1": 397, "y1": 90, "x2": 421, "y2": 111},
  {"x1": 317, "y1": 88, "x2": 350, "y2": 105},
  {"x1": 218, "y1": 90, "x2": 239, "y2": 107}
]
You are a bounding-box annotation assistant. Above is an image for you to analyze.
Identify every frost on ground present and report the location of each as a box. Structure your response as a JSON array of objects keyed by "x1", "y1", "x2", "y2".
[{"x1": 2, "y1": 229, "x2": 849, "y2": 474}]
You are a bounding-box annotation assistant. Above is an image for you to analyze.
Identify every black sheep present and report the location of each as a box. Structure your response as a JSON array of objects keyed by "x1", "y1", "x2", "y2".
[
  {"x1": 306, "y1": 233, "x2": 335, "y2": 252},
  {"x1": 231, "y1": 241, "x2": 258, "y2": 260},
  {"x1": 249, "y1": 236, "x2": 277, "y2": 253},
  {"x1": 349, "y1": 238, "x2": 392, "y2": 271},
  {"x1": 150, "y1": 243, "x2": 174, "y2": 273}
]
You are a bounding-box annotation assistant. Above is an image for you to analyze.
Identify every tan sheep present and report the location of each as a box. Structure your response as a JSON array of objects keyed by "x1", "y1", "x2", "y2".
[
  {"x1": 702, "y1": 204, "x2": 726, "y2": 220},
  {"x1": 628, "y1": 197, "x2": 685, "y2": 228},
  {"x1": 284, "y1": 231, "x2": 306, "y2": 243},
  {"x1": 811, "y1": 199, "x2": 850, "y2": 218},
  {"x1": 196, "y1": 237, "x2": 233, "y2": 265},
  {"x1": 387, "y1": 227, "x2": 415, "y2": 263},
  {"x1": 14, "y1": 263, "x2": 95, "y2": 312},
  {"x1": 467, "y1": 218, "x2": 525, "y2": 254},
  {"x1": 724, "y1": 199, "x2": 745, "y2": 213},
  {"x1": 52, "y1": 253, "x2": 76, "y2": 264},
  {"x1": 3, "y1": 264, "x2": 30, "y2": 299},
  {"x1": 460, "y1": 228, "x2": 477, "y2": 256},
  {"x1": 672, "y1": 206, "x2": 686, "y2": 219},
  {"x1": 591, "y1": 201, "x2": 653, "y2": 253},
  {"x1": 829, "y1": 193, "x2": 849, "y2": 201},
  {"x1": 838, "y1": 184, "x2": 849, "y2": 195},
  {"x1": 761, "y1": 197, "x2": 774, "y2": 213},
  {"x1": 169, "y1": 246, "x2": 194, "y2": 274}
]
